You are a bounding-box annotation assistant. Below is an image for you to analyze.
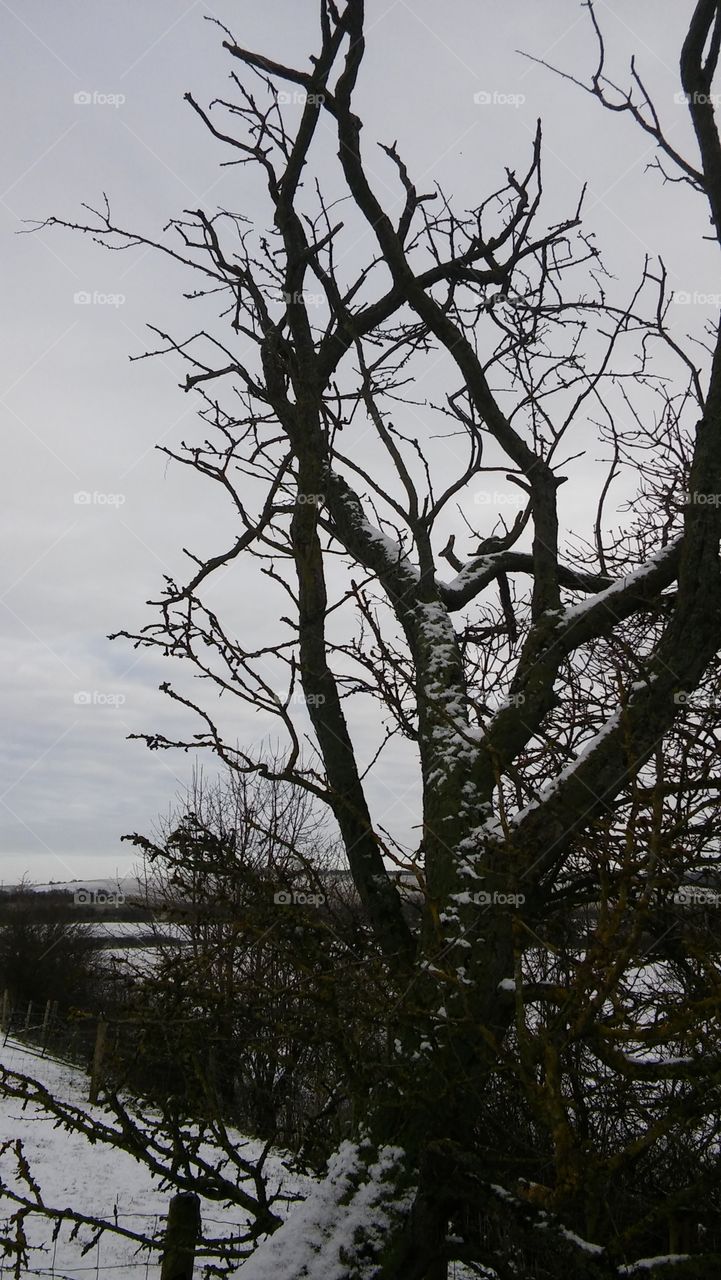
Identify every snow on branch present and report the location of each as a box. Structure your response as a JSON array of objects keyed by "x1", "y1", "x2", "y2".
[{"x1": 234, "y1": 1142, "x2": 413, "y2": 1280}]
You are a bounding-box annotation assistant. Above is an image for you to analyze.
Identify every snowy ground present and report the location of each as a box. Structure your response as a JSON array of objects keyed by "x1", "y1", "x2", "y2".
[
  {"x1": 85, "y1": 921, "x2": 182, "y2": 939},
  {"x1": 0, "y1": 1040, "x2": 486, "y2": 1279},
  {"x1": 0, "y1": 1037, "x2": 309, "y2": 1279}
]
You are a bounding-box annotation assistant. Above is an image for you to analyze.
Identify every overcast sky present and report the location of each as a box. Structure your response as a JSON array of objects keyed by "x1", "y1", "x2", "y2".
[{"x1": 1, "y1": 0, "x2": 716, "y2": 887}]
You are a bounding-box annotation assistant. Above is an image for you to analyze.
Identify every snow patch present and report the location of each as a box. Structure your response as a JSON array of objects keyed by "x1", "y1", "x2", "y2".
[
  {"x1": 618, "y1": 1257, "x2": 691, "y2": 1275},
  {"x1": 559, "y1": 540, "x2": 679, "y2": 625},
  {"x1": 237, "y1": 1142, "x2": 413, "y2": 1280}
]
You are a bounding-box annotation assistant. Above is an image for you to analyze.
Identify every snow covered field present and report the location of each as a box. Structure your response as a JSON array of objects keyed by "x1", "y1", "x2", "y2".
[
  {"x1": 0, "y1": 1041, "x2": 483, "y2": 1279},
  {"x1": 85, "y1": 922, "x2": 182, "y2": 939},
  {"x1": 0, "y1": 1038, "x2": 309, "y2": 1279}
]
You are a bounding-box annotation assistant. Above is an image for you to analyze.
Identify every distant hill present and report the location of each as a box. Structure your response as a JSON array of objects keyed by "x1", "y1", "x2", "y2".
[{"x1": 0, "y1": 877, "x2": 143, "y2": 897}]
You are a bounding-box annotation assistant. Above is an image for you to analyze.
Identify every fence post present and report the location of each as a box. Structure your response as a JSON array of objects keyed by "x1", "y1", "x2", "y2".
[
  {"x1": 47, "y1": 1001, "x2": 59, "y2": 1055},
  {"x1": 0, "y1": 989, "x2": 10, "y2": 1033},
  {"x1": 1, "y1": 993, "x2": 12, "y2": 1047},
  {"x1": 89, "y1": 1019, "x2": 108, "y2": 1103},
  {"x1": 41, "y1": 999, "x2": 54, "y2": 1055},
  {"x1": 24, "y1": 1001, "x2": 32, "y2": 1034},
  {"x1": 160, "y1": 1192, "x2": 201, "y2": 1280}
]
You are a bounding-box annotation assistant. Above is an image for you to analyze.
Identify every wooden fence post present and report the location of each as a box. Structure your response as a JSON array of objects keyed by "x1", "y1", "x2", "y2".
[
  {"x1": 89, "y1": 1019, "x2": 108, "y2": 1103},
  {"x1": 160, "y1": 1192, "x2": 201, "y2": 1280},
  {"x1": 41, "y1": 999, "x2": 54, "y2": 1055},
  {"x1": 24, "y1": 1000, "x2": 32, "y2": 1034},
  {"x1": 1, "y1": 992, "x2": 12, "y2": 1047},
  {"x1": 0, "y1": 989, "x2": 10, "y2": 1033}
]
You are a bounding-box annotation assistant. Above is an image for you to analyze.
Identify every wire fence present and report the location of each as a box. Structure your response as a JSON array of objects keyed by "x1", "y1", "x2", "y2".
[
  {"x1": 0, "y1": 1157, "x2": 266, "y2": 1280},
  {"x1": 0, "y1": 990, "x2": 342, "y2": 1157},
  {"x1": 1, "y1": 993, "x2": 227, "y2": 1105},
  {"x1": 0, "y1": 1211, "x2": 162, "y2": 1280},
  {"x1": 0, "y1": 1195, "x2": 232, "y2": 1280},
  {"x1": 1, "y1": 991, "x2": 101, "y2": 1075}
]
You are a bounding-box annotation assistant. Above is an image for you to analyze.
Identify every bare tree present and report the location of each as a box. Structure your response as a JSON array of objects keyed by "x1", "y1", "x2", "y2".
[
  {"x1": 7, "y1": 1, "x2": 721, "y2": 1275},
  {"x1": 123, "y1": 766, "x2": 379, "y2": 1160}
]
